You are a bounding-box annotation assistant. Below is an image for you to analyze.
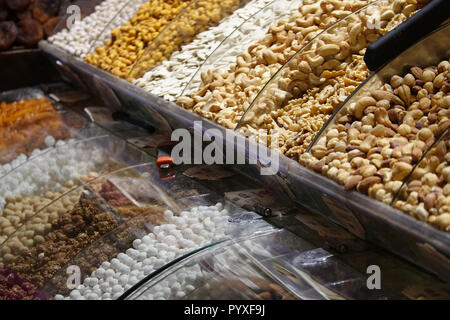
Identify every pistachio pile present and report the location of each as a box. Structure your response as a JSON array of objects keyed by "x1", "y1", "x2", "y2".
[{"x1": 300, "y1": 59, "x2": 450, "y2": 231}]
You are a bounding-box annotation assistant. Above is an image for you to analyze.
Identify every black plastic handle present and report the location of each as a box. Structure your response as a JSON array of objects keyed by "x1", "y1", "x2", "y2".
[{"x1": 364, "y1": 0, "x2": 450, "y2": 71}]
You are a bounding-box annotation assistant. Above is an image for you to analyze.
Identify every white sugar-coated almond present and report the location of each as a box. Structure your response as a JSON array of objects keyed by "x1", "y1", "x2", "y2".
[{"x1": 49, "y1": 0, "x2": 147, "y2": 58}]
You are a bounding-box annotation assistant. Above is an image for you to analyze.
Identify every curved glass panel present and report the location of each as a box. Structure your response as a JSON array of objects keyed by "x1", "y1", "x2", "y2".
[
  {"x1": 46, "y1": 194, "x2": 269, "y2": 299},
  {"x1": 128, "y1": 0, "x2": 252, "y2": 81},
  {"x1": 392, "y1": 126, "x2": 450, "y2": 232},
  {"x1": 124, "y1": 231, "x2": 302, "y2": 300}
]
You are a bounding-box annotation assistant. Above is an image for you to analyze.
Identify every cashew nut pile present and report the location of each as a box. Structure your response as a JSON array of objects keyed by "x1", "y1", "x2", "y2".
[
  {"x1": 177, "y1": 0, "x2": 374, "y2": 129},
  {"x1": 85, "y1": 0, "x2": 194, "y2": 79},
  {"x1": 299, "y1": 59, "x2": 450, "y2": 232}
]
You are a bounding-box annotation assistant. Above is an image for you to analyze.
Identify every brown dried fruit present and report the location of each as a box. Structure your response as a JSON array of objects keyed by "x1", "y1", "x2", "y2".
[
  {"x1": 32, "y1": 0, "x2": 60, "y2": 23},
  {"x1": 410, "y1": 66, "x2": 423, "y2": 80},
  {"x1": 0, "y1": 20, "x2": 18, "y2": 50},
  {"x1": 43, "y1": 16, "x2": 60, "y2": 37},
  {"x1": 16, "y1": 19, "x2": 43, "y2": 47}
]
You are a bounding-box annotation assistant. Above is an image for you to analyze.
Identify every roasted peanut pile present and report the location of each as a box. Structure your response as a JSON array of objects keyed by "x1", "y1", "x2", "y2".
[
  {"x1": 239, "y1": 0, "x2": 430, "y2": 156},
  {"x1": 128, "y1": 0, "x2": 248, "y2": 80},
  {"x1": 300, "y1": 60, "x2": 450, "y2": 231},
  {"x1": 85, "y1": 0, "x2": 193, "y2": 79},
  {"x1": 0, "y1": 98, "x2": 69, "y2": 164},
  {"x1": 177, "y1": 0, "x2": 373, "y2": 128}
]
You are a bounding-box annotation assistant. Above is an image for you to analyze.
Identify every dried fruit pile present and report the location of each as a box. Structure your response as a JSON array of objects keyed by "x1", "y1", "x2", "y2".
[
  {"x1": 0, "y1": 97, "x2": 70, "y2": 164},
  {"x1": 0, "y1": 0, "x2": 94, "y2": 50}
]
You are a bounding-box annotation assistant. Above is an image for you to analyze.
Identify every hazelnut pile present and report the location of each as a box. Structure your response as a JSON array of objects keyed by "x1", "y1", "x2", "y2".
[
  {"x1": 0, "y1": 267, "x2": 48, "y2": 300},
  {"x1": 0, "y1": 181, "x2": 77, "y2": 245},
  {"x1": 300, "y1": 59, "x2": 450, "y2": 231}
]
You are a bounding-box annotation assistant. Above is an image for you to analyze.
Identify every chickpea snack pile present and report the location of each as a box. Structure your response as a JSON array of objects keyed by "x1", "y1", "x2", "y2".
[
  {"x1": 300, "y1": 59, "x2": 450, "y2": 232},
  {"x1": 84, "y1": 0, "x2": 193, "y2": 79}
]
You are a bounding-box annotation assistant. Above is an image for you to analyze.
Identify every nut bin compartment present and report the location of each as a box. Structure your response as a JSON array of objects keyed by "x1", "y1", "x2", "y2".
[
  {"x1": 176, "y1": 0, "x2": 381, "y2": 130},
  {"x1": 301, "y1": 23, "x2": 450, "y2": 216},
  {"x1": 46, "y1": 187, "x2": 271, "y2": 299},
  {"x1": 0, "y1": 129, "x2": 160, "y2": 247},
  {"x1": 236, "y1": 0, "x2": 427, "y2": 143},
  {"x1": 392, "y1": 126, "x2": 450, "y2": 234},
  {"x1": 122, "y1": 230, "x2": 302, "y2": 300},
  {"x1": 48, "y1": 0, "x2": 139, "y2": 59},
  {"x1": 300, "y1": 23, "x2": 449, "y2": 226},
  {"x1": 127, "y1": 0, "x2": 252, "y2": 81},
  {"x1": 143, "y1": 0, "x2": 301, "y2": 101}
]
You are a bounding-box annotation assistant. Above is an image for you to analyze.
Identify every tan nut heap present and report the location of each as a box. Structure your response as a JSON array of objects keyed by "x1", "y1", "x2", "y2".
[
  {"x1": 300, "y1": 59, "x2": 450, "y2": 232},
  {"x1": 239, "y1": 0, "x2": 430, "y2": 156}
]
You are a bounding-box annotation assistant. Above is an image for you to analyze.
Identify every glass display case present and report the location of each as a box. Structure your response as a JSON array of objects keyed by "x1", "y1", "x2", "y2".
[{"x1": 36, "y1": 0, "x2": 450, "y2": 291}]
